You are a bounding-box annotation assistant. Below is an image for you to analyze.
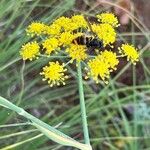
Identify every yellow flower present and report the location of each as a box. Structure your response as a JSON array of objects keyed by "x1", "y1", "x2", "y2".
[
  {"x1": 45, "y1": 23, "x2": 61, "y2": 36},
  {"x1": 26, "y1": 22, "x2": 46, "y2": 36},
  {"x1": 59, "y1": 32, "x2": 83, "y2": 46},
  {"x1": 86, "y1": 50, "x2": 119, "y2": 83},
  {"x1": 96, "y1": 13, "x2": 120, "y2": 27},
  {"x1": 119, "y1": 44, "x2": 139, "y2": 64},
  {"x1": 20, "y1": 41, "x2": 40, "y2": 60},
  {"x1": 66, "y1": 44, "x2": 87, "y2": 62},
  {"x1": 40, "y1": 61, "x2": 68, "y2": 87},
  {"x1": 42, "y1": 37, "x2": 59, "y2": 55},
  {"x1": 53, "y1": 16, "x2": 73, "y2": 31},
  {"x1": 87, "y1": 56, "x2": 110, "y2": 84},
  {"x1": 99, "y1": 50, "x2": 119, "y2": 71},
  {"x1": 51, "y1": 15, "x2": 88, "y2": 32},
  {"x1": 92, "y1": 23, "x2": 116, "y2": 46},
  {"x1": 71, "y1": 15, "x2": 88, "y2": 29}
]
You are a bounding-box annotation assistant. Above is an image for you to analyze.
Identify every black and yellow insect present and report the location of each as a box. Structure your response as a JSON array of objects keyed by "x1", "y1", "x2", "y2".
[
  {"x1": 72, "y1": 16, "x2": 103, "y2": 50},
  {"x1": 72, "y1": 35, "x2": 103, "y2": 49}
]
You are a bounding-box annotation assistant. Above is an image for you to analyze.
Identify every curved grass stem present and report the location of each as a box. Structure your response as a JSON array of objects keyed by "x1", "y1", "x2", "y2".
[
  {"x1": 77, "y1": 62, "x2": 90, "y2": 145},
  {"x1": 0, "y1": 96, "x2": 92, "y2": 150}
]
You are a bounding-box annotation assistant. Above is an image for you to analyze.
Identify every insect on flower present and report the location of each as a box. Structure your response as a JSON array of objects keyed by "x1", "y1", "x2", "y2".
[
  {"x1": 72, "y1": 16, "x2": 103, "y2": 54},
  {"x1": 20, "y1": 12, "x2": 140, "y2": 86}
]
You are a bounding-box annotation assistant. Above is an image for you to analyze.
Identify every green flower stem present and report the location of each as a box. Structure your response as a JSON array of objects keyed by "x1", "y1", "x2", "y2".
[{"x1": 77, "y1": 62, "x2": 90, "y2": 145}]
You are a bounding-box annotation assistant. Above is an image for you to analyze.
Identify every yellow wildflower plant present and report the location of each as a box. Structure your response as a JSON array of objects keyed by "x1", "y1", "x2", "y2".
[
  {"x1": 20, "y1": 41, "x2": 40, "y2": 61},
  {"x1": 26, "y1": 22, "x2": 47, "y2": 36},
  {"x1": 42, "y1": 37, "x2": 59, "y2": 55},
  {"x1": 119, "y1": 44, "x2": 139, "y2": 64},
  {"x1": 18, "y1": 12, "x2": 141, "y2": 150},
  {"x1": 20, "y1": 12, "x2": 140, "y2": 86},
  {"x1": 96, "y1": 13, "x2": 120, "y2": 27},
  {"x1": 40, "y1": 61, "x2": 68, "y2": 87}
]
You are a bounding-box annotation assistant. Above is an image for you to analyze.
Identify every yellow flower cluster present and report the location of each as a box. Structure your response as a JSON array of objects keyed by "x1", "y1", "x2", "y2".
[
  {"x1": 92, "y1": 23, "x2": 116, "y2": 46},
  {"x1": 99, "y1": 50, "x2": 119, "y2": 71},
  {"x1": 42, "y1": 37, "x2": 59, "y2": 55},
  {"x1": 59, "y1": 32, "x2": 83, "y2": 46},
  {"x1": 87, "y1": 57, "x2": 110, "y2": 84},
  {"x1": 71, "y1": 15, "x2": 88, "y2": 30},
  {"x1": 46, "y1": 23, "x2": 61, "y2": 36},
  {"x1": 96, "y1": 13, "x2": 120, "y2": 27},
  {"x1": 20, "y1": 41, "x2": 40, "y2": 60},
  {"x1": 66, "y1": 44, "x2": 87, "y2": 62},
  {"x1": 87, "y1": 51, "x2": 119, "y2": 83},
  {"x1": 40, "y1": 61, "x2": 68, "y2": 87},
  {"x1": 20, "y1": 12, "x2": 140, "y2": 86},
  {"x1": 45, "y1": 15, "x2": 88, "y2": 35},
  {"x1": 119, "y1": 44, "x2": 139, "y2": 64},
  {"x1": 26, "y1": 22, "x2": 47, "y2": 36}
]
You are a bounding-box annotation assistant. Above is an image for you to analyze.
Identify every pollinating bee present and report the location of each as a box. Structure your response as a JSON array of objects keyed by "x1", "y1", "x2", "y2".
[{"x1": 72, "y1": 16, "x2": 103, "y2": 52}]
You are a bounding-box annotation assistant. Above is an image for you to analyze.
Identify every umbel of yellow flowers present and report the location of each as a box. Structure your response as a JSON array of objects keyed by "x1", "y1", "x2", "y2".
[{"x1": 20, "y1": 13, "x2": 139, "y2": 87}]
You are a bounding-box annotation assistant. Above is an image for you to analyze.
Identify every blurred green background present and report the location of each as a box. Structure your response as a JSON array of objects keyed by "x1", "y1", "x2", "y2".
[{"x1": 0, "y1": 0, "x2": 150, "y2": 149}]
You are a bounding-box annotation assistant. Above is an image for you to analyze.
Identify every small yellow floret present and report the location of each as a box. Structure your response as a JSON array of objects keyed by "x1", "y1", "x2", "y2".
[
  {"x1": 71, "y1": 15, "x2": 88, "y2": 29},
  {"x1": 87, "y1": 50, "x2": 119, "y2": 83},
  {"x1": 87, "y1": 57, "x2": 110, "y2": 84},
  {"x1": 26, "y1": 22, "x2": 46, "y2": 36},
  {"x1": 20, "y1": 41, "x2": 40, "y2": 61},
  {"x1": 119, "y1": 44, "x2": 139, "y2": 64},
  {"x1": 45, "y1": 23, "x2": 61, "y2": 36},
  {"x1": 97, "y1": 13, "x2": 120, "y2": 27},
  {"x1": 59, "y1": 32, "x2": 83, "y2": 46},
  {"x1": 42, "y1": 37, "x2": 59, "y2": 55},
  {"x1": 66, "y1": 44, "x2": 87, "y2": 62},
  {"x1": 53, "y1": 16, "x2": 73, "y2": 31},
  {"x1": 92, "y1": 23, "x2": 116, "y2": 46},
  {"x1": 40, "y1": 61, "x2": 68, "y2": 87},
  {"x1": 99, "y1": 50, "x2": 119, "y2": 71}
]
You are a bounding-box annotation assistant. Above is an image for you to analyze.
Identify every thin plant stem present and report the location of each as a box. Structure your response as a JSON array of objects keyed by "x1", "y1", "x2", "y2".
[
  {"x1": 77, "y1": 62, "x2": 90, "y2": 145},
  {"x1": 18, "y1": 60, "x2": 25, "y2": 105}
]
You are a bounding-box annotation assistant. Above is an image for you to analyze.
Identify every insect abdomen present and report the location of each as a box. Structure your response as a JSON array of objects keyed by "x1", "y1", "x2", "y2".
[
  {"x1": 88, "y1": 38, "x2": 103, "y2": 48},
  {"x1": 72, "y1": 36, "x2": 85, "y2": 45}
]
